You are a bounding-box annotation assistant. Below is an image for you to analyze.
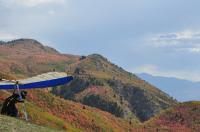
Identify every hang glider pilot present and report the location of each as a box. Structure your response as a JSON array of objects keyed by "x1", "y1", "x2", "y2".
[
  {"x1": 1, "y1": 91, "x2": 27, "y2": 117},
  {"x1": 0, "y1": 72, "x2": 73, "y2": 120}
]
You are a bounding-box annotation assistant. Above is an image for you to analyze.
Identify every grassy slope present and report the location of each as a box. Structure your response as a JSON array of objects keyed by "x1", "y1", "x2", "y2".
[
  {"x1": 0, "y1": 115, "x2": 60, "y2": 132},
  {"x1": 145, "y1": 101, "x2": 200, "y2": 132},
  {"x1": 0, "y1": 90, "x2": 137, "y2": 132},
  {"x1": 27, "y1": 89, "x2": 138, "y2": 131}
]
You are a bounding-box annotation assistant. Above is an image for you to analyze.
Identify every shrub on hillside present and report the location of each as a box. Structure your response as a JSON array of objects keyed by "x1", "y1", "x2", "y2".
[{"x1": 82, "y1": 95, "x2": 123, "y2": 117}]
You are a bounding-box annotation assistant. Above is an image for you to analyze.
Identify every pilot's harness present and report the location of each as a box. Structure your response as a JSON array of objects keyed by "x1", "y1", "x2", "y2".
[{"x1": 13, "y1": 81, "x2": 28, "y2": 121}]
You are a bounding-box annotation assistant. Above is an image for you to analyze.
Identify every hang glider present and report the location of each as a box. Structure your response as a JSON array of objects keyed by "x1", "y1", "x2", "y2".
[{"x1": 0, "y1": 72, "x2": 73, "y2": 90}]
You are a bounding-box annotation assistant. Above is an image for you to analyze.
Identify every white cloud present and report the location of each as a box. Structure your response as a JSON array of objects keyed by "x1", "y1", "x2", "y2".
[
  {"x1": 133, "y1": 64, "x2": 157, "y2": 74},
  {"x1": 148, "y1": 29, "x2": 200, "y2": 54},
  {"x1": 176, "y1": 47, "x2": 200, "y2": 53},
  {"x1": 0, "y1": 32, "x2": 19, "y2": 41},
  {"x1": 133, "y1": 64, "x2": 200, "y2": 82},
  {"x1": 1, "y1": 0, "x2": 65, "y2": 7}
]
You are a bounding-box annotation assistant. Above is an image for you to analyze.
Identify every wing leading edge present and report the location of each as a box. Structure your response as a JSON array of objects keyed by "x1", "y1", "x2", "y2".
[{"x1": 0, "y1": 72, "x2": 73, "y2": 90}]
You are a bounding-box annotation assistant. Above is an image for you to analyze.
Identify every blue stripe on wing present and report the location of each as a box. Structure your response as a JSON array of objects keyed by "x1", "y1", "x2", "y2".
[{"x1": 0, "y1": 76, "x2": 73, "y2": 90}]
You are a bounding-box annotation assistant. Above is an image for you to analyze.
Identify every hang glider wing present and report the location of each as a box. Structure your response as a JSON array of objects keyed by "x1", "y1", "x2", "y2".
[{"x1": 0, "y1": 72, "x2": 73, "y2": 90}]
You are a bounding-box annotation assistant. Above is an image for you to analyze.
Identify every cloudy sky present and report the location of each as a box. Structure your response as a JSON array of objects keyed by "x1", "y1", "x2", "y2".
[{"x1": 1, "y1": 0, "x2": 200, "y2": 81}]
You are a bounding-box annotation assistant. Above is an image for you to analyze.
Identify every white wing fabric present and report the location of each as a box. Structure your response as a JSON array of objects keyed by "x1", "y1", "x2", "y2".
[{"x1": 0, "y1": 72, "x2": 73, "y2": 90}]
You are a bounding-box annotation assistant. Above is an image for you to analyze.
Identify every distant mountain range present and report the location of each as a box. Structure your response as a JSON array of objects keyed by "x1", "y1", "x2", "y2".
[{"x1": 137, "y1": 73, "x2": 200, "y2": 102}]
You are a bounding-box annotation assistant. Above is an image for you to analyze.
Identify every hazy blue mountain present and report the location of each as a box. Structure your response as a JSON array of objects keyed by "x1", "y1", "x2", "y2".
[{"x1": 137, "y1": 73, "x2": 200, "y2": 102}]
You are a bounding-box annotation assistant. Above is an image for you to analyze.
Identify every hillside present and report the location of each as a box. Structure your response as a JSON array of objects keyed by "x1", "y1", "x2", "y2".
[
  {"x1": 0, "y1": 114, "x2": 60, "y2": 132},
  {"x1": 0, "y1": 38, "x2": 199, "y2": 131},
  {"x1": 0, "y1": 39, "x2": 140, "y2": 131},
  {"x1": 138, "y1": 73, "x2": 200, "y2": 101},
  {"x1": 0, "y1": 89, "x2": 137, "y2": 131},
  {"x1": 0, "y1": 39, "x2": 79, "y2": 77},
  {"x1": 52, "y1": 54, "x2": 177, "y2": 121},
  {"x1": 0, "y1": 39, "x2": 177, "y2": 122},
  {"x1": 145, "y1": 101, "x2": 200, "y2": 132}
]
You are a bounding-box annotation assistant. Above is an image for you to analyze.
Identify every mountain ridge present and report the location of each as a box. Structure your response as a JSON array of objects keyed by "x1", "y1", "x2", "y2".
[
  {"x1": 0, "y1": 38, "x2": 59, "y2": 54},
  {"x1": 53, "y1": 52, "x2": 177, "y2": 121}
]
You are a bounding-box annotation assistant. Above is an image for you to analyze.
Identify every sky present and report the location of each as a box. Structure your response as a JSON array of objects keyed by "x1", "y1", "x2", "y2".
[{"x1": 1, "y1": 0, "x2": 200, "y2": 82}]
